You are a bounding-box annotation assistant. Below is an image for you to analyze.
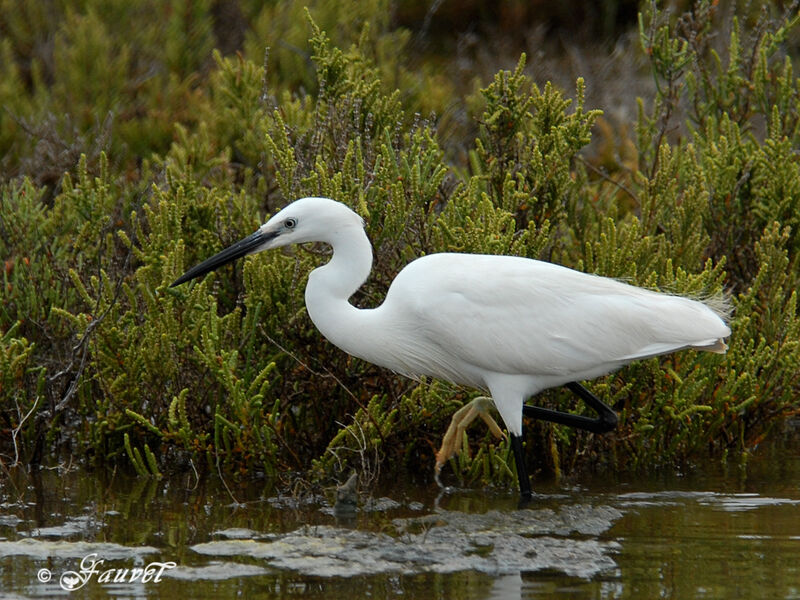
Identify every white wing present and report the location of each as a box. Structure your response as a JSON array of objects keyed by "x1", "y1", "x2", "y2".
[{"x1": 382, "y1": 254, "x2": 730, "y2": 384}]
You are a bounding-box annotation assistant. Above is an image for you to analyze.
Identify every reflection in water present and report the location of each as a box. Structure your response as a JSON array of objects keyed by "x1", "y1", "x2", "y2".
[
  {"x1": 0, "y1": 443, "x2": 798, "y2": 599},
  {"x1": 489, "y1": 573, "x2": 522, "y2": 599}
]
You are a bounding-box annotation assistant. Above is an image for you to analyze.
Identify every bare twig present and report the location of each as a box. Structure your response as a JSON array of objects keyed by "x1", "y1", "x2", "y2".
[
  {"x1": 11, "y1": 395, "x2": 40, "y2": 467},
  {"x1": 577, "y1": 154, "x2": 640, "y2": 206},
  {"x1": 48, "y1": 247, "x2": 132, "y2": 415}
]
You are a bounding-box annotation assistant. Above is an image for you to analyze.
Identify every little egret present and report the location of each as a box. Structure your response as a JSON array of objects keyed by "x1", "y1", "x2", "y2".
[{"x1": 171, "y1": 197, "x2": 731, "y2": 499}]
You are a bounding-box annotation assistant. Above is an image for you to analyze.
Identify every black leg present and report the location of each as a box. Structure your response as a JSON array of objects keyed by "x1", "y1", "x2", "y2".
[
  {"x1": 512, "y1": 382, "x2": 618, "y2": 503},
  {"x1": 522, "y1": 382, "x2": 618, "y2": 433},
  {"x1": 510, "y1": 433, "x2": 532, "y2": 501}
]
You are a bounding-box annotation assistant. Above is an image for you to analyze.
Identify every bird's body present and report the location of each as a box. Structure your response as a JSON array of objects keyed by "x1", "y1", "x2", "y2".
[
  {"x1": 309, "y1": 249, "x2": 728, "y2": 437},
  {"x1": 172, "y1": 197, "x2": 731, "y2": 498}
]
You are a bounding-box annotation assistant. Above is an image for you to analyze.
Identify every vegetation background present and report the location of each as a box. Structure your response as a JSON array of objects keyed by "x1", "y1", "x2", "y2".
[{"x1": 1, "y1": 0, "x2": 799, "y2": 493}]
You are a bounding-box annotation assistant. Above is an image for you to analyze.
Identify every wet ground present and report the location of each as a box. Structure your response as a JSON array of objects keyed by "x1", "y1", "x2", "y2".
[{"x1": 1, "y1": 440, "x2": 799, "y2": 599}]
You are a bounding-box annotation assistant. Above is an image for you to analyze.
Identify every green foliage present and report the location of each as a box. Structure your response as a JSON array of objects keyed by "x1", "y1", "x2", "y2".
[
  {"x1": 1, "y1": 0, "x2": 798, "y2": 494},
  {"x1": 472, "y1": 56, "x2": 601, "y2": 238},
  {"x1": 639, "y1": 1, "x2": 800, "y2": 287}
]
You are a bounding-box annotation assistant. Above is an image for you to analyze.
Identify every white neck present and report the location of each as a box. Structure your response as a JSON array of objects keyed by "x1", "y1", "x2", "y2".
[{"x1": 304, "y1": 225, "x2": 380, "y2": 362}]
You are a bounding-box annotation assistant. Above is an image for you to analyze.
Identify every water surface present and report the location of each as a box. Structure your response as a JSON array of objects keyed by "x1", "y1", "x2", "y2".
[{"x1": 1, "y1": 441, "x2": 798, "y2": 599}]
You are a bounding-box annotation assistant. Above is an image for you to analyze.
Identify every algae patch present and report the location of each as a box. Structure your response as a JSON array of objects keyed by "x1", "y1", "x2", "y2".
[{"x1": 190, "y1": 504, "x2": 622, "y2": 578}]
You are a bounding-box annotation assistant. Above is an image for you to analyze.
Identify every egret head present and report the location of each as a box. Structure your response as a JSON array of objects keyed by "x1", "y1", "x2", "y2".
[
  {"x1": 170, "y1": 197, "x2": 364, "y2": 287},
  {"x1": 261, "y1": 196, "x2": 365, "y2": 247}
]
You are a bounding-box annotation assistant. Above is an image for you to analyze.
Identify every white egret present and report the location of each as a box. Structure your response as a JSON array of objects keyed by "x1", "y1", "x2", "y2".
[{"x1": 171, "y1": 197, "x2": 731, "y2": 499}]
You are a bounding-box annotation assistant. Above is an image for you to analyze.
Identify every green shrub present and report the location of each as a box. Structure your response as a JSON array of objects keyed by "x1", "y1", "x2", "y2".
[{"x1": 1, "y1": 1, "x2": 798, "y2": 492}]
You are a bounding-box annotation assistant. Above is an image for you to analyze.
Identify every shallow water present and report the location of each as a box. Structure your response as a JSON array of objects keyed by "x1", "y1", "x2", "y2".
[{"x1": 1, "y1": 442, "x2": 799, "y2": 599}]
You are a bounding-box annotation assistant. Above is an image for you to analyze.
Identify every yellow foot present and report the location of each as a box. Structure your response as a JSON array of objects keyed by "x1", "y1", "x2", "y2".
[{"x1": 434, "y1": 396, "x2": 506, "y2": 487}]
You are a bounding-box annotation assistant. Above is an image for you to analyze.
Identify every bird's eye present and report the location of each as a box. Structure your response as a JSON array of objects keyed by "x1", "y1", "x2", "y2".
[{"x1": 284, "y1": 218, "x2": 297, "y2": 229}]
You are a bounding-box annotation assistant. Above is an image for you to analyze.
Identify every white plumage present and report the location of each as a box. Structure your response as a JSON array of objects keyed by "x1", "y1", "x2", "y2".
[{"x1": 172, "y1": 197, "x2": 731, "y2": 498}]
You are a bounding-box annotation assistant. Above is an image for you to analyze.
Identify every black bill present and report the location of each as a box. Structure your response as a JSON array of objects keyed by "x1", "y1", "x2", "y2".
[{"x1": 170, "y1": 229, "x2": 275, "y2": 287}]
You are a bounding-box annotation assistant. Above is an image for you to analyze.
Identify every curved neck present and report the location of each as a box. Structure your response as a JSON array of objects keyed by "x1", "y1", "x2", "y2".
[{"x1": 304, "y1": 226, "x2": 377, "y2": 360}]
